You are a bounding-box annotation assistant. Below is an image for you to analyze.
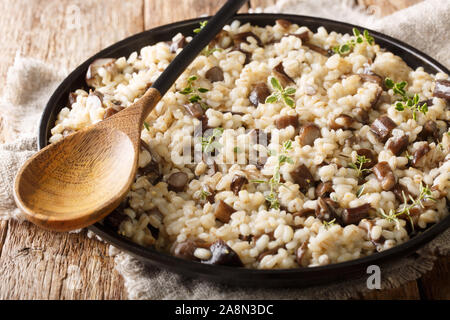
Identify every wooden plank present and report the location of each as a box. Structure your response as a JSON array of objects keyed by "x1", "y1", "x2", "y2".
[
  {"x1": 360, "y1": 280, "x2": 421, "y2": 300},
  {"x1": 0, "y1": 0, "x2": 146, "y2": 299},
  {"x1": 0, "y1": 220, "x2": 126, "y2": 299},
  {"x1": 418, "y1": 256, "x2": 450, "y2": 300},
  {"x1": 143, "y1": 0, "x2": 250, "y2": 29},
  {"x1": 0, "y1": 221, "x2": 8, "y2": 258},
  {"x1": 0, "y1": 0, "x2": 145, "y2": 97}
]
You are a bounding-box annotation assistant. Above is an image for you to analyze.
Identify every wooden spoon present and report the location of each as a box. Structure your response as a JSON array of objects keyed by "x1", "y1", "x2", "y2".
[{"x1": 13, "y1": 0, "x2": 248, "y2": 231}]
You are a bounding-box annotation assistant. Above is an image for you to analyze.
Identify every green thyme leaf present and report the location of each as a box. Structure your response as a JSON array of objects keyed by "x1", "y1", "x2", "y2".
[
  {"x1": 334, "y1": 29, "x2": 374, "y2": 56},
  {"x1": 143, "y1": 122, "x2": 150, "y2": 131},
  {"x1": 283, "y1": 96, "x2": 295, "y2": 108},
  {"x1": 284, "y1": 87, "x2": 296, "y2": 95},
  {"x1": 356, "y1": 185, "x2": 365, "y2": 198},
  {"x1": 265, "y1": 94, "x2": 278, "y2": 104},
  {"x1": 189, "y1": 95, "x2": 201, "y2": 103},
  {"x1": 385, "y1": 78, "x2": 394, "y2": 89},
  {"x1": 250, "y1": 179, "x2": 267, "y2": 184},
  {"x1": 271, "y1": 77, "x2": 282, "y2": 91},
  {"x1": 179, "y1": 87, "x2": 193, "y2": 95},
  {"x1": 193, "y1": 20, "x2": 208, "y2": 34},
  {"x1": 267, "y1": 77, "x2": 296, "y2": 108},
  {"x1": 199, "y1": 189, "x2": 211, "y2": 200}
]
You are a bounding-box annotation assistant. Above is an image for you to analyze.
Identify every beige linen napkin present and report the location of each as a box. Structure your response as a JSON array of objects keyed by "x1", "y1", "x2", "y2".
[{"x1": 0, "y1": 0, "x2": 449, "y2": 299}]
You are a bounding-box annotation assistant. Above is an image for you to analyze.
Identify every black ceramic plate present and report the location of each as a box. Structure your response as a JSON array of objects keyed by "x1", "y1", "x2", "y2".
[{"x1": 39, "y1": 14, "x2": 450, "y2": 287}]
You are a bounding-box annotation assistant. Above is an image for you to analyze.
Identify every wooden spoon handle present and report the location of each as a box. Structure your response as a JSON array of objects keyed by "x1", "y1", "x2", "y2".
[{"x1": 133, "y1": 87, "x2": 162, "y2": 122}]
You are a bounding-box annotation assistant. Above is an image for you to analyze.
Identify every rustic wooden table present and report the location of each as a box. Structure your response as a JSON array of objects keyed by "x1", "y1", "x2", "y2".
[{"x1": 0, "y1": 0, "x2": 448, "y2": 300}]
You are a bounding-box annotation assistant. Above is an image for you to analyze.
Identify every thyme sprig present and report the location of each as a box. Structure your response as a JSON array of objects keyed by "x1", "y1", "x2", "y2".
[
  {"x1": 192, "y1": 20, "x2": 222, "y2": 56},
  {"x1": 200, "y1": 127, "x2": 224, "y2": 153},
  {"x1": 251, "y1": 140, "x2": 294, "y2": 209},
  {"x1": 333, "y1": 28, "x2": 374, "y2": 56},
  {"x1": 384, "y1": 78, "x2": 428, "y2": 120},
  {"x1": 378, "y1": 182, "x2": 435, "y2": 230},
  {"x1": 348, "y1": 155, "x2": 371, "y2": 177},
  {"x1": 199, "y1": 189, "x2": 212, "y2": 200},
  {"x1": 323, "y1": 218, "x2": 336, "y2": 229},
  {"x1": 179, "y1": 75, "x2": 210, "y2": 109},
  {"x1": 265, "y1": 77, "x2": 296, "y2": 108},
  {"x1": 193, "y1": 20, "x2": 208, "y2": 34}
]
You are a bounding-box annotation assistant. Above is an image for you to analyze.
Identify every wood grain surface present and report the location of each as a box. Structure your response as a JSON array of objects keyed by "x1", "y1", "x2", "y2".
[{"x1": 1, "y1": 0, "x2": 448, "y2": 300}]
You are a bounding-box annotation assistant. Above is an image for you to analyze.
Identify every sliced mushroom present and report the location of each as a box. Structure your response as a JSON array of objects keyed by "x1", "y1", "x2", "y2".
[
  {"x1": 233, "y1": 31, "x2": 263, "y2": 47},
  {"x1": 418, "y1": 120, "x2": 439, "y2": 142},
  {"x1": 387, "y1": 135, "x2": 409, "y2": 156},
  {"x1": 68, "y1": 92, "x2": 77, "y2": 107},
  {"x1": 353, "y1": 107, "x2": 369, "y2": 124},
  {"x1": 296, "y1": 241, "x2": 308, "y2": 266},
  {"x1": 210, "y1": 30, "x2": 232, "y2": 49},
  {"x1": 304, "y1": 43, "x2": 331, "y2": 56},
  {"x1": 315, "y1": 197, "x2": 336, "y2": 222},
  {"x1": 329, "y1": 114, "x2": 354, "y2": 130},
  {"x1": 214, "y1": 200, "x2": 235, "y2": 223},
  {"x1": 205, "y1": 66, "x2": 224, "y2": 82},
  {"x1": 412, "y1": 143, "x2": 430, "y2": 167},
  {"x1": 230, "y1": 175, "x2": 248, "y2": 195},
  {"x1": 272, "y1": 62, "x2": 295, "y2": 87},
  {"x1": 342, "y1": 203, "x2": 371, "y2": 225},
  {"x1": 257, "y1": 245, "x2": 283, "y2": 262},
  {"x1": 276, "y1": 19, "x2": 292, "y2": 29},
  {"x1": 370, "y1": 87, "x2": 383, "y2": 109},
  {"x1": 171, "y1": 239, "x2": 209, "y2": 261},
  {"x1": 167, "y1": 172, "x2": 189, "y2": 192},
  {"x1": 202, "y1": 239, "x2": 243, "y2": 267},
  {"x1": 256, "y1": 156, "x2": 268, "y2": 170},
  {"x1": 275, "y1": 115, "x2": 298, "y2": 129},
  {"x1": 373, "y1": 161, "x2": 396, "y2": 191},
  {"x1": 103, "y1": 105, "x2": 125, "y2": 119},
  {"x1": 433, "y1": 80, "x2": 450, "y2": 100},
  {"x1": 293, "y1": 208, "x2": 316, "y2": 218},
  {"x1": 201, "y1": 185, "x2": 216, "y2": 204},
  {"x1": 392, "y1": 183, "x2": 411, "y2": 202},
  {"x1": 315, "y1": 181, "x2": 333, "y2": 198},
  {"x1": 184, "y1": 103, "x2": 204, "y2": 119},
  {"x1": 138, "y1": 140, "x2": 162, "y2": 184},
  {"x1": 289, "y1": 31, "x2": 309, "y2": 42},
  {"x1": 291, "y1": 164, "x2": 314, "y2": 193},
  {"x1": 358, "y1": 73, "x2": 383, "y2": 87},
  {"x1": 170, "y1": 35, "x2": 186, "y2": 53},
  {"x1": 357, "y1": 148, "x2": 377, "y2": 169},
  {"x1": 86, "y1": 58, "x2": 116, "y2": 87},
  {"x1": 298, "y1": 123, "x2": 321, "y2": 146},
  {"x1": 371, "y1": 116, "x2": 396, "y2": 142},
  {"x1": 234, "y1": 48, "x2": 251, "y2": 65},
  {"x1": 249, "y1": 82, "x2": 271, "y2": 106}
]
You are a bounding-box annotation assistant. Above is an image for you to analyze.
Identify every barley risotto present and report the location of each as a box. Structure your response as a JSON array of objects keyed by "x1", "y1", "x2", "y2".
[{"x1": 50, "y1": 19, "x2": 449, "y2": 269}]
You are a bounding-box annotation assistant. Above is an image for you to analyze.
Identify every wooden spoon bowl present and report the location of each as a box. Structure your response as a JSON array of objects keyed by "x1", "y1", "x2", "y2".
[
  {"x1": 15, "y1": 128, "x2": 135, "y2": 231},
  {"x1": 14, "y1": 89, "x2": 161, "y2": 231}
]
